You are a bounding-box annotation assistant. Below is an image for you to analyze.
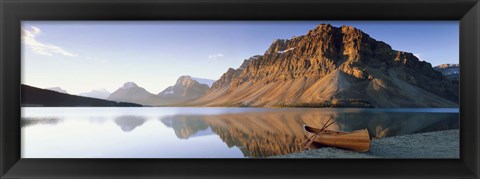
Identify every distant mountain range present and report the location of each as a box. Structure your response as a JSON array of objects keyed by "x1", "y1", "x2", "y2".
[
  {"x1": 45, "y1": 87, "x2": 68, "y2": 94},
  {"x1": 22, "y1": 85, "x2": 141, "y2": 107},
  {"x1": 22, "y1": 24, "x2": 459, "y2": 108},
  {"x1": 107, "y1": 76, "x2": 213, "y2": 106},
  {"x1": 78, "y1": 89, "x2": 111, "y2": 99},
  {"x1": 434, "y1": 64, "x2": 459, "y2": 81},
  {"x1": 46, "y1": 87, "x2": 112, "y2": 100}
]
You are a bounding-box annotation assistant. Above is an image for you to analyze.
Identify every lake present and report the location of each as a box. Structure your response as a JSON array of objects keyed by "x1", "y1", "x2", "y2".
[{"x1": 21, "y1": 107, "x2": 459, "y2": 158}]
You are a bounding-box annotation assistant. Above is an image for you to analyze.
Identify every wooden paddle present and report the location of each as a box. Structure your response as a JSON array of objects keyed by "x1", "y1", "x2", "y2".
[
  {"x1": 300, "y1": 115, "x2": 336, "y2": 149},
  {"x1": 302, "y1": 119, "x2": 336, "y2": 149},
  {"x1": 300, "y1": 115, "x2": 333, "y2": 147}
]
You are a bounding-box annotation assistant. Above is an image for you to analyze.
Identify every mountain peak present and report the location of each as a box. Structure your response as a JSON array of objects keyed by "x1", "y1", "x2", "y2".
[
  {"x1": 108, "y1": 82, "x2": 156, "y2": 105},
  {"x1": 157, "y1": 75, "x2": 210, "y2": 103},
  {"x1": 313, "y1": 23, "x2": 334, "y2": 30},
  {"x1": 306, "y1": 24, "x2": 338, "y2": 37},
  {"x1": 340, "y1": 25, "x2": 361, "y2": 32},
  {"x1": 46, "y1": 87, "x2": 68, "y2": 94},
  {"x1": 318, "y1": 23, "x2": 334, "y2": 28},
  {"x1": 176, "y1": 75, "x2": 196, "y2": 86},
  {"x1": 169, "y1": 75, "x2": 215, "y2": 88},
  {"x1": 122, "y1": 82, "x2": 138, "y2": 88},
  {"x1": 178, "y1": 75, "x2": 191, "y2": 79}
]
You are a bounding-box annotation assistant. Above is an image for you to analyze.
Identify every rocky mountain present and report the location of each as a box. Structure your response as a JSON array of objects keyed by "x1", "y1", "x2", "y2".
[
  {"x1": 157, "y1": 75, "x2": 210, "y2": 105},
  {"x1": 107, "y1": 82, "x2": 158, "y2": 105},
  {"x1": 434, "y1": 64, "x2": 459, "y2": 81},
  {"x1": 78, "y1": 89, "x2": 111, "y2": 99},
  {"x1": 194, "y1": 24, "x2": 458, "y2": 108},
  {"x1": 45, "y1": 87, "x2": 68, "y2": 94}
]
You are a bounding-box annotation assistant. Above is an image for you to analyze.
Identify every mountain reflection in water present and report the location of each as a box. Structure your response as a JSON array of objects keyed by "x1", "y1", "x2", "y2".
[
  {"x1": 21, "y1": 117, "x2": 63, "y2": 127},
  {"x1": 160, "y1": 109, "x2": 458, "y2": 157},
  {"x1": 114, "y1": 116, "x2": 146, "y2": 132},
  {"x1": 21, "y1": 107, "x2": 458, "y2": 158}
]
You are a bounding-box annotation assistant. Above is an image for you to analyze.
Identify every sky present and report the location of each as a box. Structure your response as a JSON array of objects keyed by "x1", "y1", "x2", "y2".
[{"x1": 21, "y1": 21, "x2": 459, "y2": 95}]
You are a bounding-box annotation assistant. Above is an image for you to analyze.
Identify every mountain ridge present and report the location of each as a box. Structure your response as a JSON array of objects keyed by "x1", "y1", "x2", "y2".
[{"x1": 193, "y1": 24, "x2": 458, "y2": 108}]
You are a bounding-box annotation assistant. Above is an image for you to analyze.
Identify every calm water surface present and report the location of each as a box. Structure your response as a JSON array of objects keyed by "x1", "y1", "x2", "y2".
[{"x1": 21, "y1": 107, "x2": 459, "y2": 158}]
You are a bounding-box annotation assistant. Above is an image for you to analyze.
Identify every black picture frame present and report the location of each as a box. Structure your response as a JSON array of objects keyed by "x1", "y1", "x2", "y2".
[{"x1": 1, "y1": 0, "x2": 479, "y2": 178}]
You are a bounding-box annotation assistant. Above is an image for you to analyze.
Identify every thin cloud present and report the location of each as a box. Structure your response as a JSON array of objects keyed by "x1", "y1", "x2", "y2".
[
  {"x1": 21, "y1": 26, "x2": 76, "y2": 57},
  {"x1": 208, "y1": 53, "x2": 224, "y2": 59}
]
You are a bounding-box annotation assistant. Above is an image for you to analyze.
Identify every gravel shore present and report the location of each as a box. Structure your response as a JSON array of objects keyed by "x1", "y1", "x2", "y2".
[{"x1": 272, "y1": 129, "x2": 459, "y2": 158}]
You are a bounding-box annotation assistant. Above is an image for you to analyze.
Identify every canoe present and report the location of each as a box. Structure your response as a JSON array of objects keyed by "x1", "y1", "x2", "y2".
[{"x1": 303, "y1": 125, "x2": 371, "y2": 152}]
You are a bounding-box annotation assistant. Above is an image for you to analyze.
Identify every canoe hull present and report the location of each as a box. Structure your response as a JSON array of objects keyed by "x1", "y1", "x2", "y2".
[{"x1": 304, "y1": 125, "x2": 371, "y2": 152}]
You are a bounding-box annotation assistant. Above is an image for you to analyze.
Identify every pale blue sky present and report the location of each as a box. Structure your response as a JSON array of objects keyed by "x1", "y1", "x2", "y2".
[{"x1": 21, "y1": 21, "x2": 459, "y2": 94}]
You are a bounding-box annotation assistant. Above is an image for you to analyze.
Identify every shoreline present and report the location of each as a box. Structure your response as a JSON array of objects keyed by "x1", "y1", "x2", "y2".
[{"x1": 272, "y1": 129, "x2": 459, "y2": 158}]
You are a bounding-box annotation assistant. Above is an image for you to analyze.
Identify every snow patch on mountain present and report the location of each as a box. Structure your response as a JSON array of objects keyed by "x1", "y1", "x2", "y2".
[{"x1": 278, "y1": 48, "x2": 295, "y2": 54}]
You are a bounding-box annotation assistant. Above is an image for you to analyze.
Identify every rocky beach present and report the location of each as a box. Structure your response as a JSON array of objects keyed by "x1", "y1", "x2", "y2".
[{"x1": 273, "y1": 129, "x2": 459, "y2": 158}]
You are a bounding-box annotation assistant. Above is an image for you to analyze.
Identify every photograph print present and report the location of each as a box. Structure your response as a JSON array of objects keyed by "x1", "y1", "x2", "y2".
[{"x1": 21, "y1": 21, "x2": 459, "y2": 158}]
